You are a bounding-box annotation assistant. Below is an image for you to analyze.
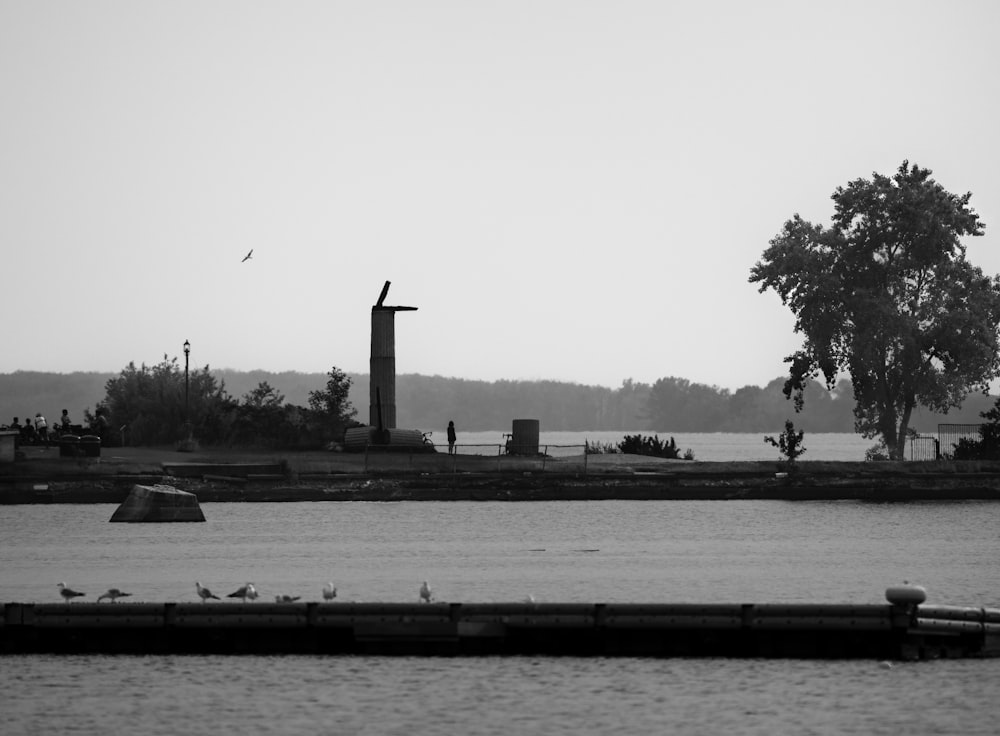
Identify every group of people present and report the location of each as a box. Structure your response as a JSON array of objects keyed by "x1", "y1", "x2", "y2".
[{"x1": 3, "y1": 410, "x2": 76, "y2": 446}]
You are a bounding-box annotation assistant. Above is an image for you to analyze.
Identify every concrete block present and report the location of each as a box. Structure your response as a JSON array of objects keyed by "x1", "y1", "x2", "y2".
[{"x1": 109, "y1": 484, "x2": 206, "y2": 522}]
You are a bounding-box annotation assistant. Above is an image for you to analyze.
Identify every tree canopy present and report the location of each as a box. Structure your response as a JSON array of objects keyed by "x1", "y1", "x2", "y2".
[
  {"x1": 95, "y1": 356, "x2": 235, "y2": 445},
  {"x1": 749, "y1": 161, "x2": 1000, "y2": 459},
  {"x1": 89, "y1": 358, "x2": 357, "y2": 449},
  {"x1": 307, "y1": 367, "x2": 358, "y2": 445}
]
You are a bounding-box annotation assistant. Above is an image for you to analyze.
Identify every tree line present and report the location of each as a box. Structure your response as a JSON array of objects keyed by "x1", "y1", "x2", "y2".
[{"x1": 2, "y1": 367, "x2": 995, "y2": 446}]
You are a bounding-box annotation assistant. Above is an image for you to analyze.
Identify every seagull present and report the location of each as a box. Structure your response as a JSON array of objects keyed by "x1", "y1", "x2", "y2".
[
  {"x1": 275, "y1": 594, "x2": 301, "y2": 603},
  {"x1": 195, "y1": 581, "x2": 220, "y2": 602},
  {"x1": 241, "y1": 249, "x2": 253, "y2": 263},
  {"x1": 227, "y1": 583, "x2": 257, "y2": 602},
  {"x1": 58, "y1": 582, "x2": 85, "y2": 602},
  {"x1": 97, "y1": 588, "x2": 132, "y2": 603},
  {"x1": 322, "y1": 582, "x2": 337, "y2": 601},
  {"x1": 419, "y1": 581, "x2": 433, "y2": 603}
]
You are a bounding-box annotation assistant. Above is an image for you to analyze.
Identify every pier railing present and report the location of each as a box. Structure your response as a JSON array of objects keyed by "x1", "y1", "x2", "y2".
[{"x1": 360, "y1": 444, "x2": 591, "y2": 474}]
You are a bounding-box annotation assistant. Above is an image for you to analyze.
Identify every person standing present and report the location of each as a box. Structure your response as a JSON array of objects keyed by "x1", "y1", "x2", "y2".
[
  {"x1": 60, "y1": 409, "x2": 72, "y2": 432},
  {"x1": 21, "y1": 418, "x2": 37, "y2": 445},
  {"x1": 10, "y1": 417, "x2": 21, "y2": 449},
  {"x1": 447, "y1": 420, "x2": 457, "y2": 455},
  {"x1": 34, "y1": 413, "x2": 48, "y2": 445}
]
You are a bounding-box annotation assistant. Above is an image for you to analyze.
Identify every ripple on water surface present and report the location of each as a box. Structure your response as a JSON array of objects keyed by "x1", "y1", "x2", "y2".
[{"x1": 4, "y1": 655, "x2": 1000, "y2": 736}]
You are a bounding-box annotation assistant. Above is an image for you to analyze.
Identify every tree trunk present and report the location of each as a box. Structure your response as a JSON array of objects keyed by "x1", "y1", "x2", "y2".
[{"x1": 893, "y1": 396, "x2": 916, "y2": 462}]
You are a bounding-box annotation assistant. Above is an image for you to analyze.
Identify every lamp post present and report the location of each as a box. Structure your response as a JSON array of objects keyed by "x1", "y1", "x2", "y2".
[
  {"x1": 183, "y1": 340, "x2": 190, "y2": 421},
  {"x1": 179, "y1": 339, "x2": 196, "y2": 451}
]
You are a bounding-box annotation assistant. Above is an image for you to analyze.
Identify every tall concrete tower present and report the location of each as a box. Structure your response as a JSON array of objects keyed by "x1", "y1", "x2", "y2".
[{"x1": 369, "y1": 281, "x2": 416, "y2": 430}]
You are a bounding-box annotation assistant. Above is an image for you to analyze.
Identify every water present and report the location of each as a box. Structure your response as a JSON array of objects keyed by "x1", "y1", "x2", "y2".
[
  {"x1": 3, "y1": 501, "x2": 1000, "y2": 734},
  {"x1": 5, "y1": 655, "x2": 999, "y2": 736},
  {"x1": 451, "y1": 431, "x2": 876, "y2": 461}
]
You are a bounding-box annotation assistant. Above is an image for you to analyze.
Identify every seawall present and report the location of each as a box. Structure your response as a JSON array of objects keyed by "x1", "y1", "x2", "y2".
[
  {"x1": 4, "y1": 448, "x2": 1000, "y2": 502},
  {"x1": 3, "y1": 600, "x2": 998, "y2": 659}
]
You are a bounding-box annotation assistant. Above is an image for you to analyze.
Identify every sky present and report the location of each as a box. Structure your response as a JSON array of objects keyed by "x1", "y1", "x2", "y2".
[{"x1": 2, "y1": 1, "x2": 999, "y2": 391}]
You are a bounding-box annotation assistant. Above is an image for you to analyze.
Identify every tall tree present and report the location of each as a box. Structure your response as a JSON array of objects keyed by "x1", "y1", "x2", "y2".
[
  {"x1": 232, "y1": 382, "x2": 293, "y2": 447},
  {"x1": 98, "y1": 356, "x2": 234, "y2": 445},
  {"x1": 750, "y1": 161, "x2": 1000, "y2": 459},
  {"x1": 307, "y1": 366, "x2": 358, "y2": 443}
]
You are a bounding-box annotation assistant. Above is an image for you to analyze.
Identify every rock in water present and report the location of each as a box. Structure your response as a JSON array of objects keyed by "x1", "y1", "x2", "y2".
[{"x1": 109, "y1": 484, "x2": 206, "y2": 522}]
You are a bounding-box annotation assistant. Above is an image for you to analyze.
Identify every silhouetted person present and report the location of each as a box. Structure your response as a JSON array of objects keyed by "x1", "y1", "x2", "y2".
[
  {"x1": 92, "y1": 409, "x2": 110, "y2": 443},
  {"x1": 21, "y1": 419, "x2": 37, "y2": 445},
  {"x1": 447, "y1": 420, "x2": 456, "y2": 455},
  {"x1": 10, "y1": 417, "x2": 22, "y2": 449},
  {"x1": 60, "y1": 409, "x2": 71, "y2": 432}
]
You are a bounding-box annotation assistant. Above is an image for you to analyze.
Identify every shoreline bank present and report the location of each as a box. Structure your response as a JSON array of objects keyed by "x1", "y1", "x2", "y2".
[{"x1": 4, "y1": 445, "x2": 1000, "y2": 502}]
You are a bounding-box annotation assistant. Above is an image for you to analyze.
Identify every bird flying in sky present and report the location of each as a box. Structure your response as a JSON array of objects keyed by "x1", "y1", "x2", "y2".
[{"x1": 242, "y1": 249, "x2": 253, "y2": 262}]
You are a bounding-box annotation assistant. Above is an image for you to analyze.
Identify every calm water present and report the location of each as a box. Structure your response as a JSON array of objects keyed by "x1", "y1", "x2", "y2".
[{"x1": 3, "y1": 501, "x2": 999, "y2": 734}]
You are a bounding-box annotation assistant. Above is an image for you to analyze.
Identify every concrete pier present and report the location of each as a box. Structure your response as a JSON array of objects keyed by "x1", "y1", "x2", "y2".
[{"x1": 3, "y1": 601, "x2": 998, "y2": 659}]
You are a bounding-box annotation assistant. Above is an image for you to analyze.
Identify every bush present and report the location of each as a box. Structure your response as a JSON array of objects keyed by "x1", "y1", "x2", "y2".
[
  {"x1": 950, "y1": 397, "x2": 1000, "y2": 460},
  {"x1": 764, "y1": 420, "x2": 806, "y2": 464},
  {"x1": 585, "y1": 440, "x2": 619, "y2": 455},
  {"x1": 617, "y1": 434, "x2": 686, "y2": 459},
  {"x1": 865, "y1": 442, "x2": 891, "y2": 461}
]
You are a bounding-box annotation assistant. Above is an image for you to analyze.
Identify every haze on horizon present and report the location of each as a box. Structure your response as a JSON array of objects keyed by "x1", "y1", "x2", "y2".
[{"x1": 3, "y1": 1, "x2": 999, "y2": 392}]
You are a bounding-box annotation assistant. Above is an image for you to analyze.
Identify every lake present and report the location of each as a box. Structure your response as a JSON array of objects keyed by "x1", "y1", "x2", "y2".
[{"x1": 2, "y1": 499, "x2": 999, "y2": 734}]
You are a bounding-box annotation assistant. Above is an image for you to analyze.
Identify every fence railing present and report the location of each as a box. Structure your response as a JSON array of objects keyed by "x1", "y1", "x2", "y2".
[
  {"x1": 908, "y1": 436, "x2": 940, "y2": 462},
  {"x1": 360, "y1": 443, "x2": 590, "y2": 473},
  {"x1": 937, "y1": 424, "x2": 985, "y2": 458}
]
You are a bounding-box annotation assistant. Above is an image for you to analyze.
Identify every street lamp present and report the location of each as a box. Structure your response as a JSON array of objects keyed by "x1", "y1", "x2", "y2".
[
  {"x1": 178, "y1": 339, "x2": 197, "y2": 451},
  {"x1": 183, "y1": 340, "x2": 191, "y2": 421}
]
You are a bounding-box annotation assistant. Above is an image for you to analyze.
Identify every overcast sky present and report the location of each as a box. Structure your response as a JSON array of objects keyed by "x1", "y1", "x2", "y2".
[{"x1": 3, "y1": 1, "x2": 998, "y2": 391}]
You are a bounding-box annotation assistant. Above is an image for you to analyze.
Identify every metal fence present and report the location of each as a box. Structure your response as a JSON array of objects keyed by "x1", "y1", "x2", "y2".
[
  {"x1": 360, "y1": 443, "x2": 591, "y2": 473},
  {"x1": 908, "y1": 436, "x2": 940, "y2": 462},
  {"x1": 937, "y1": 424, "x2": 985, "y2": 459}
]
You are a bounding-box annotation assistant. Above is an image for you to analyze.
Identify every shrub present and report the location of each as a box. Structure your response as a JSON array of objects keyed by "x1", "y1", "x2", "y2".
[
  {"x1": 865, "y1": 442, "x2": 891, "y2": 461},
  {"x1": 764, "y1": 420, "x2": 806, "y2": 463},
  {"x1": 617, "y1": 434, "x2": 686, "y2": 459},
  {"x1": 585, "y1": 440, "x2": 619, "y2": 455},
  {"x1": 950, "y1": 397, "x2": 1000, "y2": 460}
]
